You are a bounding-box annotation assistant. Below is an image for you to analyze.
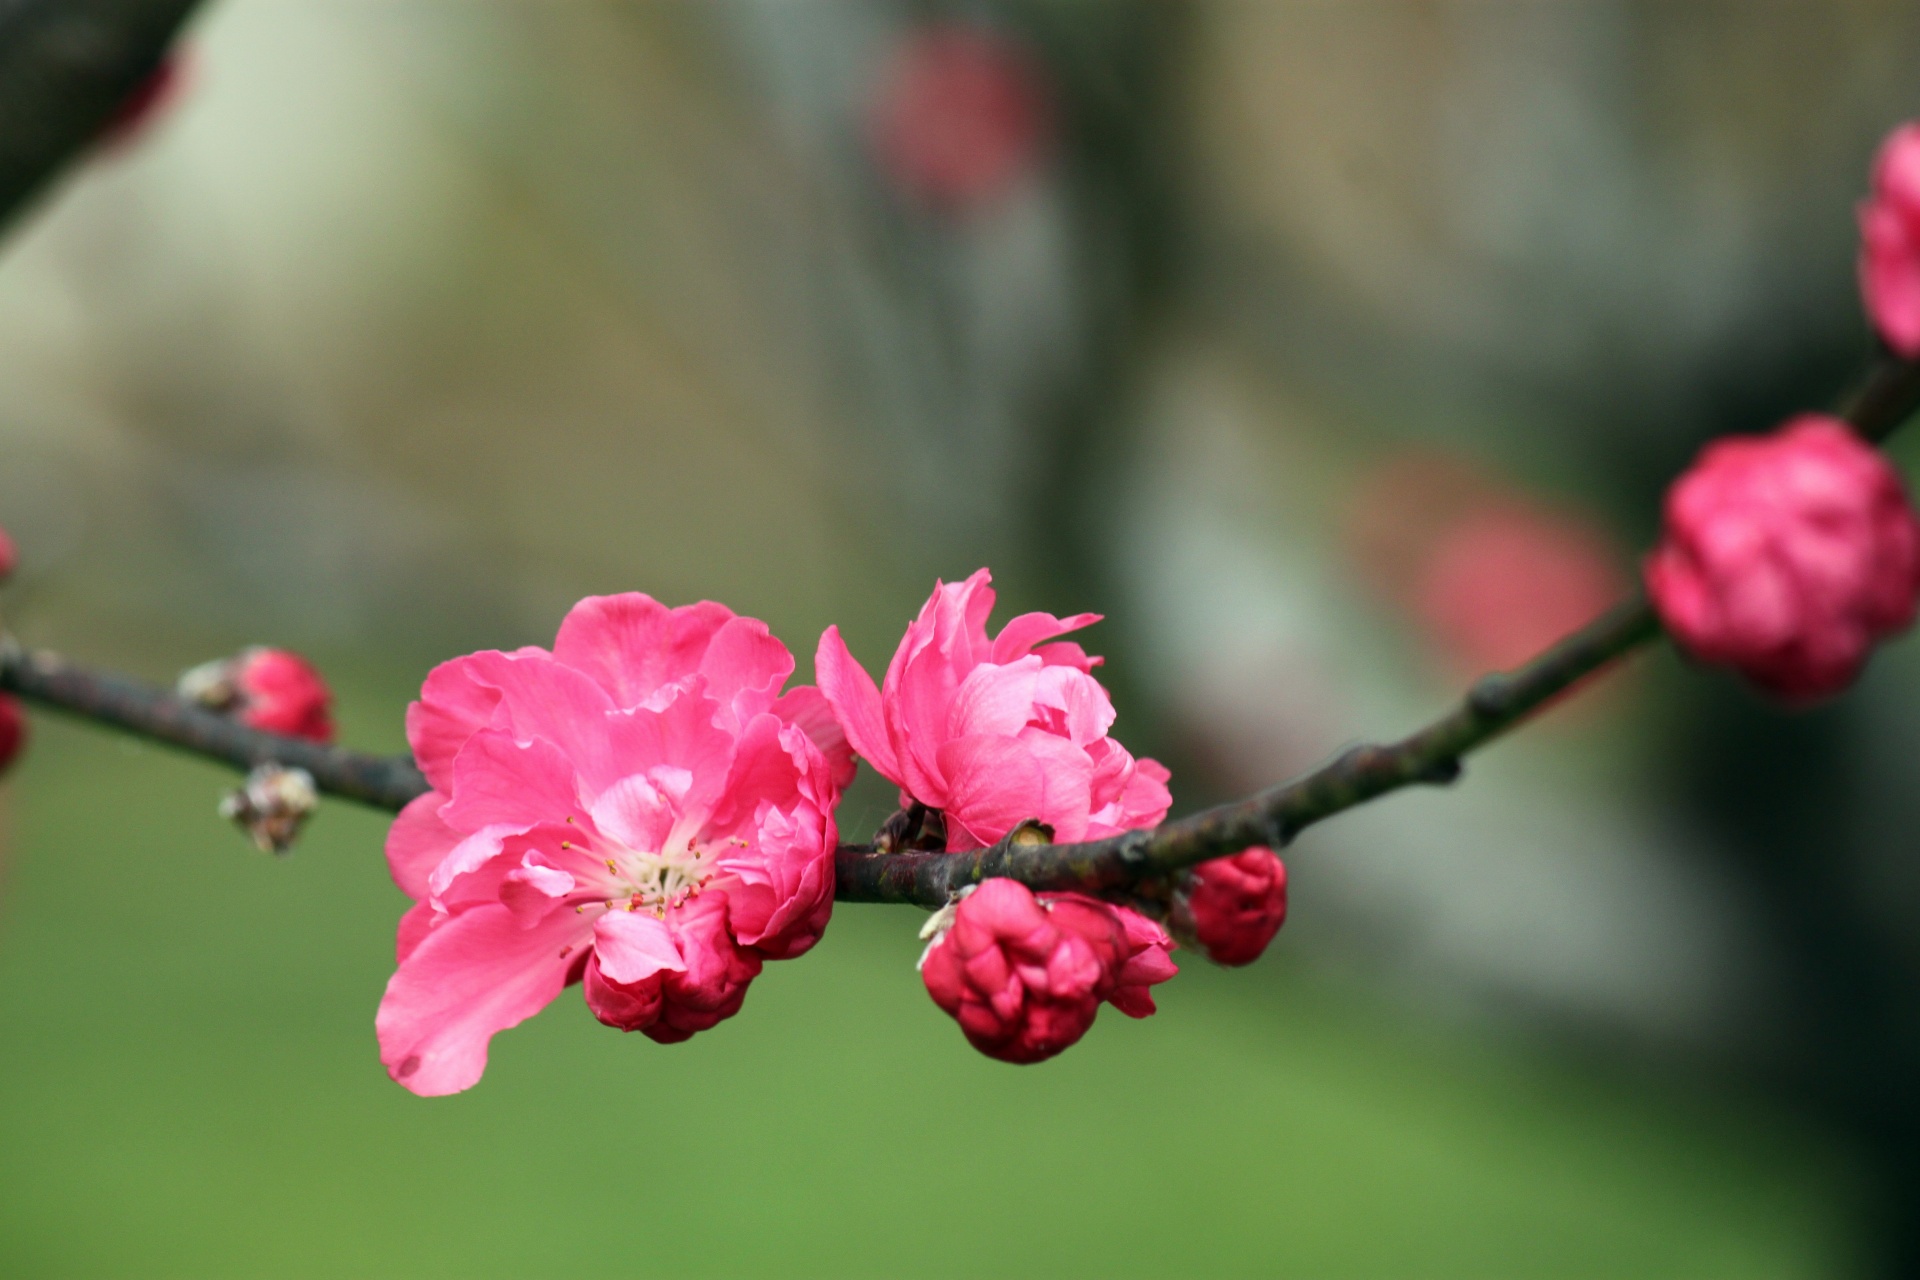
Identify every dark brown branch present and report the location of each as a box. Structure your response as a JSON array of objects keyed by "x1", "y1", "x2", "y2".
[
  {"x1": 832, "y1": 595, "x2": 1661, "y2": 904},
  {"x1": 0, "y1": 0, "x2": 201, "y2": 229},
  {"x1": 2, "y1": 352, "x2": 1915, "y2": 907},
  {"x1": 0, "y1": 644, "x2": 427, "y2": 810}
]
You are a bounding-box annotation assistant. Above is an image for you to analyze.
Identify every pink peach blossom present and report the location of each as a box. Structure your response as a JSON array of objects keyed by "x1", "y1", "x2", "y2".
[
  {"x1": 378, "y1": 593, "x2": 853, "y2": 1096},
  {"x1": 1860, "y1": 122, "x2": 1920, "y2": 357},
  {"x1": 1645, "y1": 415, "x2": 1920, "y2": 701},
  {"x1": 919, "y1": 878, "x2": 1175, "y2": 1063},
  {"x1": 817, "y1": 568, "x2": 1170, "y2": 851},
  {"x1": 1177, "y1": 848, "x2": 1288, "y2": 968}
]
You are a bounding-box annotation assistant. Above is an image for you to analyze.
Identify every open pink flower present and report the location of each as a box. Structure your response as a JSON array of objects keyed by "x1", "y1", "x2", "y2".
[
  {"x1": 377, "y1": 593, "x2": 853, "y2": 1096},
  {"x1": 919, "y1": 878, "x2": 1176, "y2": 1063},
  {"x1": 1645, "y1": 415, "x2": 1920, "y2": 701},
  {"x1": 1176, "y1": 848, "x2": 1288, "y2": 967},
  {"x1": 817, "y1": 569, "x2": 1170, "y2": 850},
  {"x1": 1861, "y1": 122, "x2": 1920, "y2": 357}
]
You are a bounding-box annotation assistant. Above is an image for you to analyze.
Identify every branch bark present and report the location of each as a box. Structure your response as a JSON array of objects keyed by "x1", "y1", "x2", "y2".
[
  {"x1": 2, "y1": 352, "x2": 1915, "y2": 908},
  {"x1": 0, "y1": 643, "x2": 427, "y2": 809},
  {"x1": 0, "y1": 0, "x2": 201, "y2": 229}
]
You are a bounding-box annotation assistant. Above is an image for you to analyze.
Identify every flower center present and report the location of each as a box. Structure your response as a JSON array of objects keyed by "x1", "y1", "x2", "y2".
[{"x1": 562, "y1": 822, "x2": 723, "y2": 917}]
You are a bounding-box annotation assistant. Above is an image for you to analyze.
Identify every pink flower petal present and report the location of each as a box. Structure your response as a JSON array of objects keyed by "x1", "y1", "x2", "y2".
[
  {"x1": 440, "y1": 732, "x2": 584, "y2": 833},
  {"x1": 770, "y1": 684, "x2": 856, "y2": 796},
  {"x1": 990, "y1": 610, "x2": 1100, "y2": 665},
  {"x1": 386, "y1": 791, "x2": 460, "y2": 901},
  {"x1": 552, "y1": 593, "x2": 732, "y2": 709},
  {"x1": 592, "y1": 910, "x2": 687, "y2": 984},
  {"x1": 376, "y1": 903, "x2": 589, "y2": 1096},
  {"x1": 816, "y1": 625, "x2": 900, "y2": 781}
]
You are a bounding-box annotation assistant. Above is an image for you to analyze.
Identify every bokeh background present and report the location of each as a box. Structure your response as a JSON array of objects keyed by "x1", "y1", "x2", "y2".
[{"x1": 4, "y1": 2, "x2": 1920, "y2": 1275}]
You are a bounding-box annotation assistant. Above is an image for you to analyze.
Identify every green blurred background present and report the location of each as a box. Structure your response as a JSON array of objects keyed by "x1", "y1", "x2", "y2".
[
  {"x1": 0, "y1": 681, "x2": 1857, "y2": 1276},
  {"x1": 6, "y1": 1, "x2": 1920, "y2": 1275}
]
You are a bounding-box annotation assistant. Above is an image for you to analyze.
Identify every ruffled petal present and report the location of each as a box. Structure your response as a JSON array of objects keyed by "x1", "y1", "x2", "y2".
[
  {"x1": 990, "y1": 610, "x2": 1101, "y2": 665},
  {"x1": 771, "y1": 684, "x2": 856, "y2": 797},
  {"x1": 815, "y1": 626, "x2": 900, "y2": 782},
  {"x1": 406, "y1": 655, "x2": 510, "y2": 791},
  {"x1": 552, "y1": 593, "x2": 733, "y2": 709},
  {"x1": 440, "y1": 732, "x2": 585, "y2": 833}
]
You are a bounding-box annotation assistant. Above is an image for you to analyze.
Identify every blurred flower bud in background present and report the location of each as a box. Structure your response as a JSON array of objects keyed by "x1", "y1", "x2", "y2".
[{"x1": 868, "y1": 23, "x2": 1049, "y2": 215}]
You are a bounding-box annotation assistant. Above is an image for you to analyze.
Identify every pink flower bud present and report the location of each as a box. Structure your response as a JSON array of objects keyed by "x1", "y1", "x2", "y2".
[
  {"x1": 179, "y1": 647, "x2": 335, "y2": 743},
  {"x1": 0, "y1": 696, "x2": 25, "y2": 776},
  {"x1": 1175, "y1": 848, "x2": 1288, "y2": 967},
  {"x1": 1645, "y1": 415, "x2": 1920, "y2": 701},
  {"x1": 0, "y1": 523, "x2": 15, "y2": 583},
  {"x1": 919, "y1": 878, "x2": 1175, "y2": 1064},
  {"x1": 1860, "y1": 123, "x2": 1920, "y2": 357}
]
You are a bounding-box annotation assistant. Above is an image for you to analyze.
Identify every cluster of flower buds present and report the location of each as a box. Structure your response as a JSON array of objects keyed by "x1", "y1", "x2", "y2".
[
  {"x1": 178, "y1": 647, "x2": 335, "y2": 742},
  {"x1": 1646, "y1": 417, "x2": 1920, "y2": 700},
  {"x1": 918, "y1": 879, "x2": 1176, "y2": 1063}
]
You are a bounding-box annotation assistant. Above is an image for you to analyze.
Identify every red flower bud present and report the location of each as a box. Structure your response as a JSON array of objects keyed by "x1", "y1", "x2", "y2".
[
  {"x1": 1861, "y1": 122, "x2": 1920, "y2": 357},
  {"x1": 179, "y1": 647, "x2": 335, "y2": 743},
  {"x1": 919, "y1": 878, "x2": 1175, "y2": 1064},
  {"x1": 1645, "y1": 415, "x2": 1920, "y2": 701},
  {"x1": 0, "y1": 696, "x2": 25, "y2": 776},
  {"x1": 1176, "y1": 848, "x2": 1288, "y2": 967},
  {"x1": 0, "y1": 522, "x2": 15, "y2": 583}
]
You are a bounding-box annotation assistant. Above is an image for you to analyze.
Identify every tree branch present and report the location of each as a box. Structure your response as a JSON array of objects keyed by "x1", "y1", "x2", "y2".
[
  {"x1": 2, "y1": 352, "x2": 1915, "y2": 908},
  {"x1": 0, "y1": 0, "x2": 201, "y2": 229},
  {"x1": 0, "y1": 642, "x2": 427, "y2": 809}
]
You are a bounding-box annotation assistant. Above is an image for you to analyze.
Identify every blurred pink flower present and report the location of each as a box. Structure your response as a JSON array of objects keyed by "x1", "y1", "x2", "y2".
[
  {"x1": 1415, "y1": 508, "x2": 1624, "y2": 675},
  {"x1": 1177, "y1": 848, "x2": 1288, "y2": 968},
  {"x1": 869, "y1": 25, "x2": 1048, "y2": 212},
  {"x1": 1646, "y1": 415, "x2": 1920, "y2": 701},
  {"x1": 919, "y1": 878, "x2": 1176, "y2": 1064},
  {"x1": 817, "y1": 568, "x2": 1170, "y2": 850},
  {"x1": 1346, "y1": 452, "x2": 1627, "y2": 678},
  {"x1": 0, "y1": 697, "x2": 24, "y2": 778},
  {"x1": 0, "y1": 522, "x2": 14, "y2": 582},
  {"x1": 1860, "y1": 122, "x2": 1920, "y2": 357},
  {"x1": 377, "y1": 593, "x2": 853, "y2": 1096}
]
